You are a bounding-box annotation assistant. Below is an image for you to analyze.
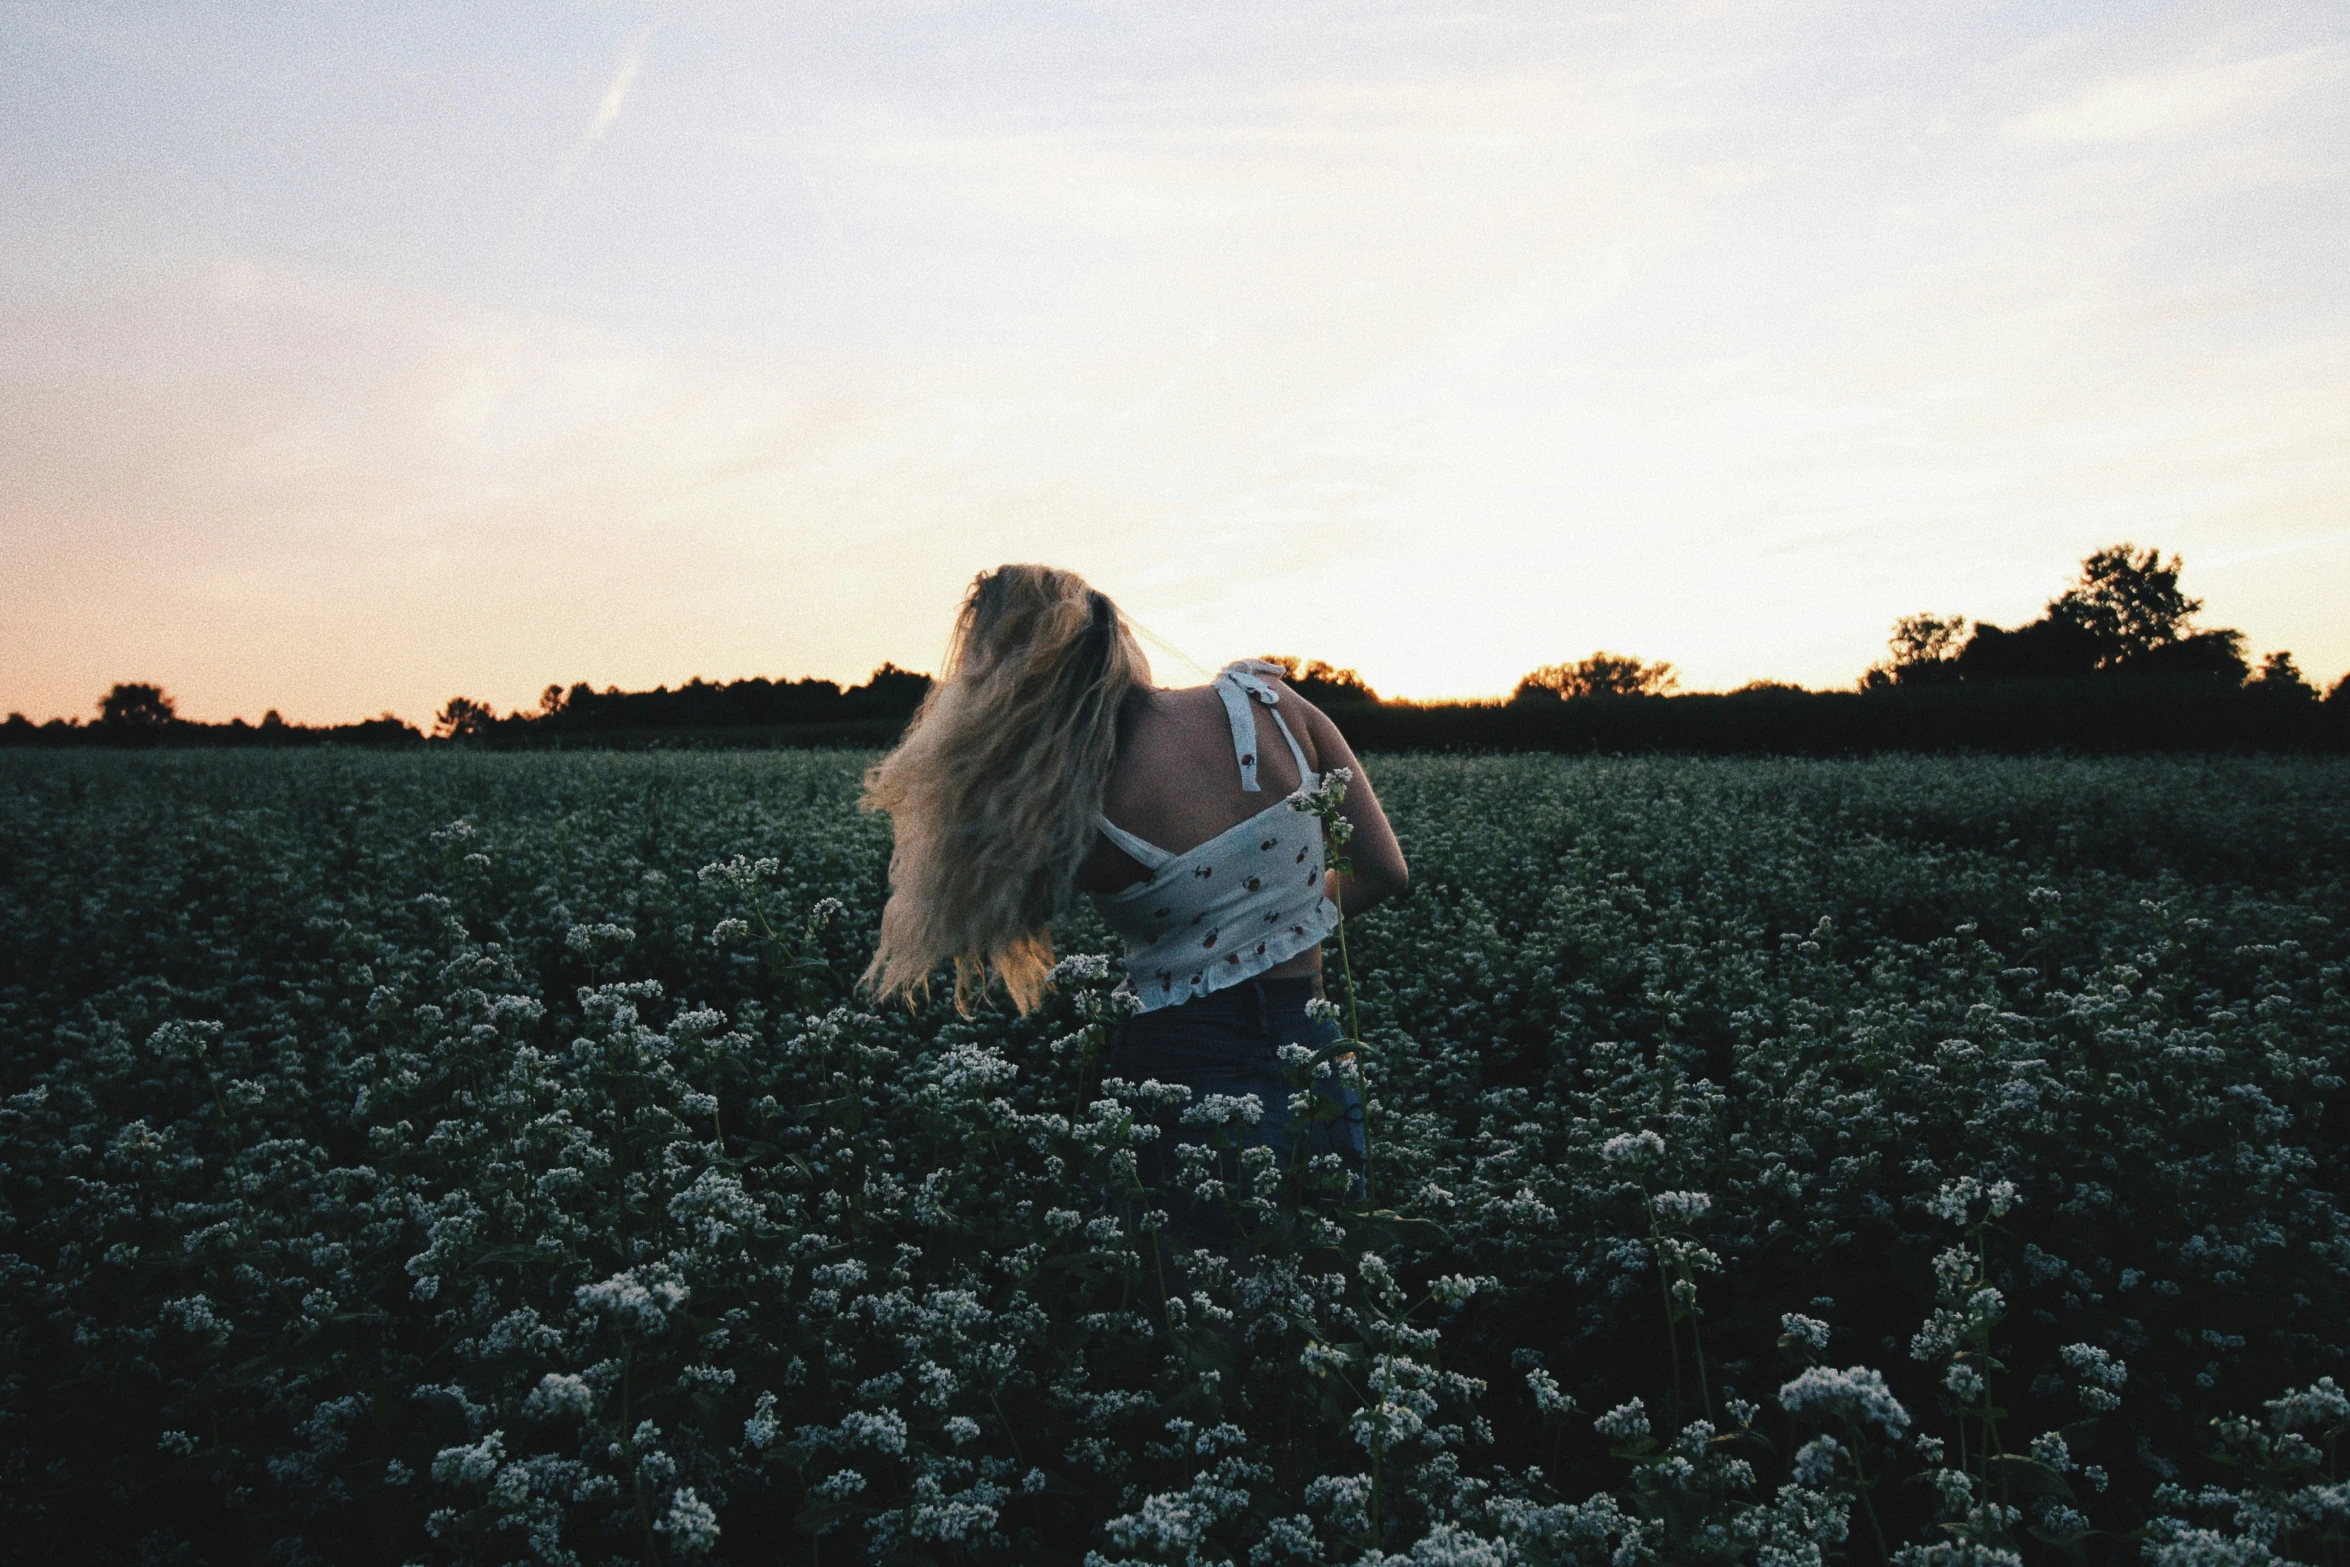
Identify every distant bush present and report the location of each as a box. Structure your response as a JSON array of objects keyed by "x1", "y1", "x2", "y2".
[
  {"x1": 1334, "y1": 681, "x2": 2348, "y2": 756},
  {"x1": 1513, "y1": 653, "x2": 1680, "y2": 701}
]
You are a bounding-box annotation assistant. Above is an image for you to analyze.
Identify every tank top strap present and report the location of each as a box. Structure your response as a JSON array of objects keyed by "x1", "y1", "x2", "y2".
[
  {"x1": 1096, "y1": 813, "x2": 1176, "y2": 871},
  {"x1": 1264, "y1": 704, "x2": 1313, "y2": 784},
  {"x1": 1215, "y1": 661, "x2": 1313, "y2": 791}
]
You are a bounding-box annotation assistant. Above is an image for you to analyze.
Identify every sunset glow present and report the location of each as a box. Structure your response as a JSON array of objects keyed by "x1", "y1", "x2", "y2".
[{"x1": 3, "y1": 1, "x2": 2345, "y2": 723}]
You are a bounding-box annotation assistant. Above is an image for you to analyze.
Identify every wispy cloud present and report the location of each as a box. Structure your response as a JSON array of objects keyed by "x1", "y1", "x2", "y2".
[
  {"x1": 510, "y1": 18, "x2": 668, "y2": 256},
  {"x1": 4, "y1": 2, "x2": 2346, "y2": 717},
  {"x1": 2003, "y1": 45, "x2": 2346, "y2": 145}
]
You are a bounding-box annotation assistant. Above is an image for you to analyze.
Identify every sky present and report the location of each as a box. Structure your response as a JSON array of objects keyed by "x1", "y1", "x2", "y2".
[{"x1": 2, "y1": 0, "x2": 2346, "y2": 723}]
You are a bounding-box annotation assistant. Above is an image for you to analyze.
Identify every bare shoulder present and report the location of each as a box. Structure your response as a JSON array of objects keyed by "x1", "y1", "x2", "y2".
[
  {"x1": 1263, "y1": 676, "x2": 1346, "y2": 772},
  {"x1": 1102, "y1": 684, "x2": 1214, "y2": 801}
]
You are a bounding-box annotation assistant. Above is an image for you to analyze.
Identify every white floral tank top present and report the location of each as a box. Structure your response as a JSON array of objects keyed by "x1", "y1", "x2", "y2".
[{"x1": 1092, "y1": 661, "x2": 1340, "y2": 1011}]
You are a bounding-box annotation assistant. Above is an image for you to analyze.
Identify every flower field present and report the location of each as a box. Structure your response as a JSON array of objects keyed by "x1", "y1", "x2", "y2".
[{"x1": 2, "y1": 749, "x2": 2345, "y2": 1566}]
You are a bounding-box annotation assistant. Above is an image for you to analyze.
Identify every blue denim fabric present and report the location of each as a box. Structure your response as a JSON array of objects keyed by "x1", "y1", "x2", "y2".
[{"x1": 1107, "y1": 975, "x2": 1366, "y2": 1242}]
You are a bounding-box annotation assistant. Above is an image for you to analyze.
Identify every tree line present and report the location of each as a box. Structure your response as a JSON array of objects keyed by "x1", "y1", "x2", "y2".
[
  {"x1": 2, "y1": 689, "x2": 425, "y2": 749},
  {"x1": 8, "y1": 544, "x2": 2342, "y2": 754},
  {"x1": 1859, "y1": 544, "x2": 2326, "y2": 695},
  {"x1": 0, "y1": 659, "x2": 1384, "y2": 752}
]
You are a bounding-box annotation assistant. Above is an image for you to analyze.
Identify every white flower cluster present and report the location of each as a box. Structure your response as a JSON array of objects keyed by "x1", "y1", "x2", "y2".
[
  {"x1": 6, "y1": 748, "x2": 2347, "y2": 1562},
  {"x1": 1779, "y1": 1367, "x2": 1912, "y2": 1438}
]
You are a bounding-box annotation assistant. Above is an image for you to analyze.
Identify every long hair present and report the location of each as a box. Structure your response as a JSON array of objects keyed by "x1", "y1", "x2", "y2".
[{"x1": 860, "y1": 565, "x2": 1150, "y2": 1014}]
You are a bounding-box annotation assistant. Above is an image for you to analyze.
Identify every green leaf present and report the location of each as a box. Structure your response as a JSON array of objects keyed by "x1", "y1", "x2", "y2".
[
  {"x1": 1341, "y1": 1208, "x2": 1452, "y2": 1254},
  {"x1": 1711, "y1": 1428, "x2": 1776, "y2": 1459},
  {"x1": 1985, "y1": 1453, "x2": 2076, "y2": 1499}
]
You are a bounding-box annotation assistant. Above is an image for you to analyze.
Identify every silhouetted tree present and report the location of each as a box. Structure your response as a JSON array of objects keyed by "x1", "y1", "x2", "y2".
[
  {"x1": 434, "y1": 696, "x2": 496, "y2": 740},
  {"x1": 1514, "y1": 652, "x2": 1679, "y2": 701},
  {"x1": 540, "y1": 684, "x2": 567, "y2": 717},
  {"x1": 1861, "y1": 613, "x2": 1969, "y2": 689},
  {"x1": 1949, "y1": 544, "x2": 2247, "y2": 684},
  {"x1": 1254, "y1": 656, "x2": 1380, "y2": 705},
  {"x1": 2248, "y1": 651, "x2": 2318, "y2": 701},
  {"x1": 2125, "y1": 629, "x2": 2248, "y2": 683},
  {"x1": 845, "y1": 664, "x2": 933, "y2": 717},
  {"x1": 1953, "y1": 617, "x2": 2105, "y2": 681},
  {"x1": 2049, "y1": 544, "x2": 2201, "y2": 668},
  {"x1": 97, "y1": 682, "x2": 177, "y2": 730}
]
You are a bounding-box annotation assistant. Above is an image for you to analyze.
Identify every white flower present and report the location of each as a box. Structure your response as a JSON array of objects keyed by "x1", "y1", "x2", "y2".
[
  {"x1": 744, "y1": 1391, "x2": 779, "y2": 1452},
  {"x1": 1430, "y1": 1274, "x2": 1482, "y2": 1307},
  {"x1": 2060, "y1": 1343, "x2": 2128, "y2": 1411},
  {"x1": 575, "y1": 1268, "x2": 689, "y2": 1334},
  {"x1": 1793, "y1": 1435, "x2": 1843, "y2": 1486},
  {"x1": 1653, "y1": 1190, "x2": 1711, "y2": 1222},
  {"x1": 1594, "y1": 1398, "x2": 1650, "y2": 1440},
  {"x1": 1049, "y1": 952, "x2": 1114, "y2": 985},
  {"x1": 1301, "y1": 1342, "x2": 1351, "y2": 1377},
  {"x1": 523, "y1": 1373, "x2": 595, "y2": 1420},
  {"x1": 1602, "y1": 1130, "x2": 1667, "y2": 1165},
  {"x1": 2265, "y1": 1377, "x2": 2349, "y2": 1433},
  {"x1": 1781, "y1": 1313, "x2": 1832, "y2": 1352},
  {"x1": 1525, "y1": 1367, "x2": 1578, "y2": 1417},
  {"x1": 565, "y1": 921, "x2": 636, "y2": 952},
  {"x1": 432, "y1": 1432, "x2": 505, "y2": 1487},
  {"x1": 657, "y1": 1487, "x2": 720, "y2": 1557},
  {"x1": 1779, "y1": 1366, "x2": 1911, "y2": 1438},
  {"x1": 1182, "y1": 1093, "x2": 1265, "y2": 1127}
]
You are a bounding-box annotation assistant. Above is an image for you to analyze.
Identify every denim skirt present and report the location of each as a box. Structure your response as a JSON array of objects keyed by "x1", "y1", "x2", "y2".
[{"x1": 1106, "y1": 974, "x2": 1366, "y2": 1227}]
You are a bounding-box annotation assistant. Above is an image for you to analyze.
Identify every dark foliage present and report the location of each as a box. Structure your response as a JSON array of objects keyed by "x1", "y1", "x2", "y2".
[
  {"x1": 3, "y1": 708, "x2": 426, "y2": 750},
  {"x1": 95, "y1": 682, "x2": 177, "y2": 732},
  {"x1": 1332, "y1": 681, "x2": 2349, "y2": 755},
  {"x1": 1513, "y1": 653, "x2": 1680, "y2": 701},
  {"x1": 1, "y1": 752, "x2": 2346, "y2": 1563},
  {"x1": 1253, "y1": 656, "x2": 1381, "y2": 706},
  {"x1": 1952, "y1": 618, "x2": 2106, "y2": 682},
  {"x1": 1881, "y1": 544, "x2": 2261, "y2": 689}
]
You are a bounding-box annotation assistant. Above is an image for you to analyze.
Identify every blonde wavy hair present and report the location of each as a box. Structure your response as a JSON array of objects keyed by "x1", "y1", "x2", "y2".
[{"x1": 861, "y1": 565, "x2": 1151, "y2": 1014}]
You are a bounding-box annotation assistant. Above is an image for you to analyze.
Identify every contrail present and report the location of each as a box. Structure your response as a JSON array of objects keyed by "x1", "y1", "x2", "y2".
[
  {"x1": 582, "y1": 28, "x2": 655, "y2": 148},
  {"x1": 506, "y1": 18, "x2": 668, "y2": 265}
]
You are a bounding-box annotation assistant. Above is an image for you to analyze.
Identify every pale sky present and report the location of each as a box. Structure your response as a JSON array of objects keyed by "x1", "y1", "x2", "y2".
[{"x1": 3, "y1": 0, "x2": 2345, "y2": 723}]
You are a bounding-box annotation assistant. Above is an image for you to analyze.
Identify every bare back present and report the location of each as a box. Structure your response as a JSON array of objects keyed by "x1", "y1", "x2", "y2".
[{"x1": 1075, "y1": 675, "x2": 1409, "y2": 981}]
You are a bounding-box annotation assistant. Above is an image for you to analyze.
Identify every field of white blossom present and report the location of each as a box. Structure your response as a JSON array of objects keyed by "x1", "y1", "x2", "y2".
[{"x1": 2, "y1": 750, "x2": 2345, "y2": 1567}]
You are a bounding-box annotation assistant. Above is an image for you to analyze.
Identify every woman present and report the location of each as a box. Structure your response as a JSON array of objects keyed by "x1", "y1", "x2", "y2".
[{"x1": 861, "y1": 564, "x2": 1409, "y2": 1210}]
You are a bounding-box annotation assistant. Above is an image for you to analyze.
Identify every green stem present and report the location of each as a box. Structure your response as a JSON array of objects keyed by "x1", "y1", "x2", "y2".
[
  {"x1": 1845, "y1": 1423, "x2": 1891, "y2": 1566},
  {"x1": 1333, "y1": 899, "x2": 1364, "y2": 1048},
  {"x1": 1370, "y1": 1330, "x2": 1388, "y2": 1548},
  {"x1": 1688, "y1": 1291, "x2": 1714, "y2": 1427},
  {"x1": 624, "y1": 1344, "x2": 669, "y2": 1567},
  {"x1": 1648, "y1": 1199, "x2": 1685, "y2": 1429},
  {"x1": 1329, "y1": 875, "x2": 1373, "y2": 1205}
]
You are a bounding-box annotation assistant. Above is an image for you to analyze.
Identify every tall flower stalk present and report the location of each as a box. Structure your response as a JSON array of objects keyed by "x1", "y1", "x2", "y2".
[{"x1": 1292, "y1": 767, "x2": 1371, "y2": 1200}]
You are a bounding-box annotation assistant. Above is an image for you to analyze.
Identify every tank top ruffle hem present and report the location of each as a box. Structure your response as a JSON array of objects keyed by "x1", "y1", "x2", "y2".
[{"x1": 1092, "y1": 660, "x2": 1340, "y2": 1013}]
